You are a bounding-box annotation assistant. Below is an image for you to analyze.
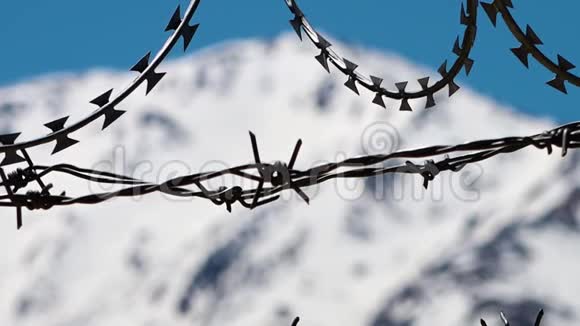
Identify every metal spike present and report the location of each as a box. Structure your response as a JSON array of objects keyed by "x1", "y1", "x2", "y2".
[
  {"x1": 417, "y1": 77, "x2": 430, "y2": 90},
  {"x1": 534, "y1": 310, "x2": 544, "y2": 326},
  {"x1": 251, "y1": 181, "x2": 264, "y2": 210},
  {"x1": 90, "y1": 89, "x2": 114, "y2": 108},
  {"x1": 448, "y1": 80, "x2": 461, "y2": 96},
  {"x1": 423, "y1": 176, "x2": 430, "y2": 189},
  {"x1": 562, "y1": 127, "x2": 570, "y2": 157},
  {"x1": 464, "y1": 57, "x2": 475, "y2": 75},
  {"x1": 165, "y1": 6, "x2": 182, "y2": 32},
  {"x1": 370, "y1": 75, "x2": 383, "y2": 88},
  {"x1": 372, "y1": 93, "x2": 386, "y2": 108},
  {"x1": 131, "y1": 52, "x2": 151, "y2": 74},
  {"x1": 292, "y1": 317, "x2": 300, "y2": 326},
  {"x1": 453, "y1": 36, "x2": 462, "y2": 56},
  {"x1": 292, "y1": 185, "x2": 310, "y2": 204},
  {"x1": 52, "y1": 135, "x2": 79, "y2": 155},
  {"x1": 102, "y1": 107, "x2": 127, "y2": 130},
  {"x1": 290, "y1": 16, "x2": 303, "y2": 40},
  {"x1": 316, "y1": 33, "x2": 331, "y2": 49},
  {"x1": 145, "y1": 71, "x2": 167, "y2": 95},
  {"x1": 500, "y1": 312, "x2": 509, "y2": 326},
  {"x1": 399, "y1": 99, "x2": 413, "y2": 111},
  {"x1": 547, "y1": 76, "x2": 567, "y2": 94},
  {"x1": 288, "y1": 139, "x2": 303, "y2": 169},
  {"x1": 344, "y1": 77, "x2": 359, "y2": 95},
  {"x1": 481, "y1": 2, "x2": 499, "y2": 26},
  {"x1": 438, "y1": 60, "x2": 448, "y2": 77},
  {"x1": 480, "y1": 319, "x2": 488, "y2": 326},
  {"x1": 249, "y1": 131, "x2": 261, "y2": 164},
  {"x1": 557, "y1": 55, "x2": 575, "y2": 71},
  {"x1": 181, "y1": 24, "x2": 200, "y2": 51},
  {"x1": 249, "y1": 132, "x2": 263, "y2": 209},
  {"x1": 343, "y1": 59, "x2": 358, "y2": 73},
  {"x1": 425, "y1": 94, "x2": 436, "y2": 109},
  {"x1": 0, "y1": 151, "x2": 25, "y2": 166},
  {"x1": 315, "y1": 52, "x2": 330, "y2": 73},
  {"x1": 16, "y1": 206, "x2": 22, "y2": 229},
  {"x1": 502, "y1": 0, "x2": 514, "y2": 8},
  {"x1": 460, "y1": 3, "x2": 470, "y2": 25},
  {"x1": 0, "y1": 169, "x2": 23, "y2": 229},
  {"x1": 44, "y1": 116, "x2": 69, "y2": 133},
  {"x1": 525, "y1": 25, "x2": 543, "y2": 45},
  {"x1": 511, "y1": 45, "x2": 530, "y2": 68},
  {"x1": 0, "y1": 133, "x2": 25, "y2": 166},
  {"x1": 0, "y1": 133, "x2": 21, "y2": 145},
  {"x1": 395, "y1": 81, "x2": 408, "y2": 93}
]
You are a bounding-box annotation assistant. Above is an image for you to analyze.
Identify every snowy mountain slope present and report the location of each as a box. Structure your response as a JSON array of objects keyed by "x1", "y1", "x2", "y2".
[{"x1": 0, "y1": 33, "x2": 579, "y2": 326}]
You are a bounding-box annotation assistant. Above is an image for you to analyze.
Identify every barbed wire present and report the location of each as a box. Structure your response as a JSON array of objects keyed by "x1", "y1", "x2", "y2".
[
  {"x1": 0, "y1": 0, "x2": 201, "y2": 228},
  {"x1": 283, "y1": 0, "x2": 479, "y2": 111},
  {"x1": 285, "y1": 0, "x2": 580, "y2": 106},
  {"x1": 289, "y1": 309, "x2": 545, "y2": 326},
  {"x1": 0, "y1": 2, "x2": 570, "y2": 323},
  {"x1": 481, "y1": 0, "x2": 579, "y2": 94},
  {"x1": 1, "y1": 120, "x2": 579, "y2": 229},
  {"x1": 0, "y1": 0, "x2": 201, "y2": 159}
]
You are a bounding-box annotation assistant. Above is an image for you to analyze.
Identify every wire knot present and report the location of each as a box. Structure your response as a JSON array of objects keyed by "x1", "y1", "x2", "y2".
[
  {"x1": 404, "y1": 160, "x2": 441, "y2": 189},
  {"x1": 19, "y1": 185, "x2": 59, "y2": 211},
  {"x1": 217, "y1": 186, "x2": 243, "y2": 203},
  {"x1": 546, "y1": 127, "x2": 572, "y2": 157},
  {"x1": 210, "y1": 186, "x2": 244, "y2": 213},
  {"x1": 259, "y1": 161, "x2": 291, "y2": 187},
  {"x1": 6, "y1": 167, "x2": 37, "y2": 192}
]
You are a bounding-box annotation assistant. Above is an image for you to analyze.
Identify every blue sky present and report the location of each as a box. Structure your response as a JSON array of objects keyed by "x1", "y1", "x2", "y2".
[{"x1": 1, "y1": 0, "x2": 579, "y2": 123}]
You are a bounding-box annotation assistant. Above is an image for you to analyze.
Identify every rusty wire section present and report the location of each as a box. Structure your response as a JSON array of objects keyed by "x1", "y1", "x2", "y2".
[
  {"x1": 481, "y1": 0, "x2": 580, "y2": 94},
  {"x1": 283, "y1": 0, "x2": 479, "y2": 111},
  {"x1": 290, "y1": 309, "x2": 545, "y2": 326},
  {"x1": 2, "y1": 121, "x2": 579, "y2": 229}
]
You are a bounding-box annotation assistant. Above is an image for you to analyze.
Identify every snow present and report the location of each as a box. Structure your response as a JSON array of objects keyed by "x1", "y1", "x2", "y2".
[{"x1": 0, "y1": 33, "x2": 576, "y2": 326}]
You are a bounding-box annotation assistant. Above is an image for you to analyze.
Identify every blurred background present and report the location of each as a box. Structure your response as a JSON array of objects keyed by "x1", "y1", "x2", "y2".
[{"x1": 1, "y1": 1, "x2": 580, "y2": 325}]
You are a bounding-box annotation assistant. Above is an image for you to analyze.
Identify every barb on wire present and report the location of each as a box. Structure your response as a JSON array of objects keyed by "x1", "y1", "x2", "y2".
[
  {"x1": 0, "y1": 0, "x2": 202, "y2": 164},
  {"x1": 283, "y1": 0, "x2": 478, "y2": 111},
  {"x1": 2, "y1": 121, "x2": 580, "y2": 229},
  {"x1": 249, "y1": 131, "x2": 309, "y2": 208},
  {"x1": 481, "y1": 0, "x2": 580, "y2": 94}
]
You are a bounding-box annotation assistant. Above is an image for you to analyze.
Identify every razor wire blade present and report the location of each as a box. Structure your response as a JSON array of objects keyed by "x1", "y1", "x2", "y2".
[
  {"x1": 285, "y1": 0, "x2": 579, "y2": 105},
  {"x1": 284, "y1": 0, "x2": 478, "y2": 111},
  {"x1": 0, "y1": 2, "x2": 571, "y2": 325},
  {"x1": 0, "y1": 0, "x2": 579, "y2": 229},
  {"x1": 0, "y1": 0, "x2": 201, "y2": 161},
  {"x1": 481, "y1": 0, "x2": 580, "y2": 94},
  {"x1": 0, "y1": 0, "x2": 202, "y2": 228}
]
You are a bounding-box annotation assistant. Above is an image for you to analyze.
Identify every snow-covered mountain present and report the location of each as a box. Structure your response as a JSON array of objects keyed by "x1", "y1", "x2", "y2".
[{"x1": 0, "y1": 33, "x2": 579, "y2": 326}]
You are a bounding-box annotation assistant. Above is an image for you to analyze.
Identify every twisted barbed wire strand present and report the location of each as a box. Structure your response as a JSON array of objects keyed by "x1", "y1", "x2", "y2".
[{"x1": 2, "y1": 121, "x2": 579, "y2": 229}]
